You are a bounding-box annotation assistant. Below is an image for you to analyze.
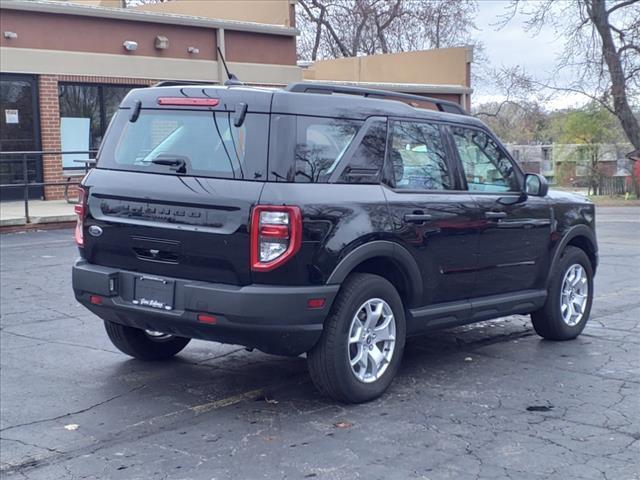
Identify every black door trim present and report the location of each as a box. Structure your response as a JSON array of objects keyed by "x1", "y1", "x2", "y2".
[{"x1": 406, "y1": 289, "x2": 547, "y2": 335}]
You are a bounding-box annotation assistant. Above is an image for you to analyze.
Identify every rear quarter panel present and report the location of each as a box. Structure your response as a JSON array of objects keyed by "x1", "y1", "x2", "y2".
[
  {"x1": 255, "y1": 183, "x2": 393, "y2": 285},
  {"x1": 547, "y1": 189, "x2": 597, "y2": 273}
]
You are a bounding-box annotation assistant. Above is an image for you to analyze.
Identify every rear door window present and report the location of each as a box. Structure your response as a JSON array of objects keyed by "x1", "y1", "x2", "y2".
[
  {"x1": 388, "y1": 120, "x2": 452, "y2": 191},
  {"x1": 99, "y1": 109, "x2": 269, "y2": 180}
]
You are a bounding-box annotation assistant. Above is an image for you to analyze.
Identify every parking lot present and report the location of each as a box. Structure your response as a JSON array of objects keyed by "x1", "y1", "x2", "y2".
[{"x1": 1, "y1": 206, "x2": 638, "y2": 480}]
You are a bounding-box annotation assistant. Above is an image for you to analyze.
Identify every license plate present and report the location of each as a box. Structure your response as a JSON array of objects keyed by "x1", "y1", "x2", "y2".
[{"x1": 133, "y1": 276, "x2": 174, "y2": 311}]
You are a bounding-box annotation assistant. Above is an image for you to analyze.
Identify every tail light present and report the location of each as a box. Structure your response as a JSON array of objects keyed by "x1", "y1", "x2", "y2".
[
  {"x1": 74, "y1": 186, "x2": 88, "y2": 247},
  {"x1": 251, "y1": 205, "x2": 302, "y2": 272}
]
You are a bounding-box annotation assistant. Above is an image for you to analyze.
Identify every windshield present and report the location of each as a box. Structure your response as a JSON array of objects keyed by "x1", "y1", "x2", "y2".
[{"x1": 98, "y1": 109, "x2": 269, "y2": 180}]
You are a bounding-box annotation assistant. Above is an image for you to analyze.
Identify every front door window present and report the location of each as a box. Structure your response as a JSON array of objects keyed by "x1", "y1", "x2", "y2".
[{"x1": 452, "y1": 127, "x2": 519, "y2": 193}]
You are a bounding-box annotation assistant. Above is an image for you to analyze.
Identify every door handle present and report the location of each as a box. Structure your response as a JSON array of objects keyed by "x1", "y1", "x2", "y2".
[
  {"x1": 404, "y1": 213, "x2": 432, "y2": 223},
  {"x1": 484, "y1": 211, "x2": 507, "y2": 219}
]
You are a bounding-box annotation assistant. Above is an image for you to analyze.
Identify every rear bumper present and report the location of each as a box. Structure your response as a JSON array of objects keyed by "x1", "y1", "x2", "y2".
[{"x1": 72, "y1": 259, "x2": 338, "y2": 356}]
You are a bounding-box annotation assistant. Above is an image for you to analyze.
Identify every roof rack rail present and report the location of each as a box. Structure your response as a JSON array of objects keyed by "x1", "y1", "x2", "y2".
[
  {"x1": 285, "y1": 82, "x2": 467, "y2": 115},
  {"x1": 153, "y1": 80, "x2": 214, "y2": 88}
]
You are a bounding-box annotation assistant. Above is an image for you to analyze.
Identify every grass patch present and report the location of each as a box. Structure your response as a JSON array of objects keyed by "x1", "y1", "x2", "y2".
[{"x1": 587, "y1": 194, "x2": 640, "y2": 206}]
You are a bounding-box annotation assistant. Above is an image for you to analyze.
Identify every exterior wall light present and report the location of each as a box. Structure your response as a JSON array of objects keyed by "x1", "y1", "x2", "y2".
[
  {"x1": 4, "y1": 31, "x2": 18, "y2": 39},
  {"x1": 187, "y1": 46, "x2": 200, "y2": 54},
  {"x1": 123, "y1": 40, "x2": 138, "y2": 51},
  {"x1": 155, "y1": 36, "x2": 169, "y2": 50}
]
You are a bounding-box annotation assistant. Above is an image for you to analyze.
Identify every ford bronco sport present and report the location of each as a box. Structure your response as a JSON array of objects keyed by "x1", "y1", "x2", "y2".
[{"x1": 72, "y1": 82, "x2": 597, "y2": 403}]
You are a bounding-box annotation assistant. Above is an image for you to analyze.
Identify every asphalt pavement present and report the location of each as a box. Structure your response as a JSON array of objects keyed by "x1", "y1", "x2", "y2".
[{"x1": 1, "y1": 206, "x2": 638, "y2": 480}]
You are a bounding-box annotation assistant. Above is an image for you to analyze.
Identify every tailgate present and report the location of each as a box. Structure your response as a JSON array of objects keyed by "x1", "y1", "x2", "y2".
[{"x1": 82, "y1": 169, "x2": 262, "y2": 285}]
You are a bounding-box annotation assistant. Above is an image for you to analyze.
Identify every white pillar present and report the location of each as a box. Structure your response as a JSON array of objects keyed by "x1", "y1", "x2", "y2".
[{"x1": 216, "y1": 28, "x2": 225, "y2": 84}]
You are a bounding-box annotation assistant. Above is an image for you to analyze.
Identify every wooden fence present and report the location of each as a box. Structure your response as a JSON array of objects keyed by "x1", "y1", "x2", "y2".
[{"x1": 596, "y1": 176, "x2": 626, "y2": 196}]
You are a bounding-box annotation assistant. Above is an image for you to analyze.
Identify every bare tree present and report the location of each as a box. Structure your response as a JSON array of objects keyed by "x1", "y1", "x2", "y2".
[
  {"x1": 500, "y1": 0, "x2": 640, "y2": 150},
  {"x1": 473, "y1": 65, "x2": 542, "y2": 118},
  {"x1": 297, "y1": 0, "x2": 478, "y2": 61}
]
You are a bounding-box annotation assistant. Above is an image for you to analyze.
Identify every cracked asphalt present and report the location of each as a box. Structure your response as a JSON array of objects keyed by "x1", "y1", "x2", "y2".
[{"x1": 1, "y1": 206, "x2": 638, "y2": 480}]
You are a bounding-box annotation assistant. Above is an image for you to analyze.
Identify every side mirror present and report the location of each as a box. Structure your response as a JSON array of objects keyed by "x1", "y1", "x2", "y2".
[{"x1": 525, "y1": 173, "x2": 548, "y2": 197}]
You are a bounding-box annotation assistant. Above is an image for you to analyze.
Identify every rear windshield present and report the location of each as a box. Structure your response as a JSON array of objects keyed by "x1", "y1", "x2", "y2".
[{"x1": 98, "y1": 109, "x2": 269, "y2": 180}]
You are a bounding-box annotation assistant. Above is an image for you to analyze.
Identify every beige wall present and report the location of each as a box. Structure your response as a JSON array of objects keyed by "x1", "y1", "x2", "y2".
[
  {"x1": 134, "y1": 0, "x2": 294, "y2": 27},
  {"x1": 0, "y1": 47, "x2": 301, "y2": 84},
  {"x1": 304, "y1": 47, "x2": 473, "y2": 87}
]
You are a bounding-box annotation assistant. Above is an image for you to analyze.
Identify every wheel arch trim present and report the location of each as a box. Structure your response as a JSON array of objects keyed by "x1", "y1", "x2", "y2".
[
  {"x1": 548, "y1": 224, "x2": 598, "y2": 285},
  {"x1": 326, "y1": 240, "x2": 423, "y2": 305}
]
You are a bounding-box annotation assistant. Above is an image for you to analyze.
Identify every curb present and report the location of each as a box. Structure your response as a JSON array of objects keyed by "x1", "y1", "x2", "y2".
[{"x1": 0, "y1": 221, "x2": 76, "y2": 234}]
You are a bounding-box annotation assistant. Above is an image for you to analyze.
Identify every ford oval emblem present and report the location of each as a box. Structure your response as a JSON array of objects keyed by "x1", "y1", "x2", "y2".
[{"x1": 88, "y1": 225, "x2": 103, "y2": 237}]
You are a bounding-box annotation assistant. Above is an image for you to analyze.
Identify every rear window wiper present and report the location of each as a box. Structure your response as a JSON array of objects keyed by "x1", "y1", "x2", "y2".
[{"x1": 151, "y1": 156, "x2": 188, "y2": 174}]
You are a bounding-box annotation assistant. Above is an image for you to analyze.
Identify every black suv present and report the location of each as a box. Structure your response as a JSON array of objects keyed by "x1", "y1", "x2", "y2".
[{"x1": 72, "y1": 83, "x2": 597, "y2": 403}]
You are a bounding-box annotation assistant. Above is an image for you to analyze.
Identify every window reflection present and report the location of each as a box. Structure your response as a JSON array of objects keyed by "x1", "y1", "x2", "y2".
[
  {"x1": 389, "y1": 120, "x2": 451, "y2": 191},
  {"x1": 100, "y1": 110, "x2": 268, "y2": 181},
  {"x1": 452, "y1": 127, "x2": 518, "y2": 193},
  {"x1": 294, "y1": 117, "x2": 362, "y2": 183},
  {"x1": 337, "y1": 119, "x2": 387, "y2": 184}
]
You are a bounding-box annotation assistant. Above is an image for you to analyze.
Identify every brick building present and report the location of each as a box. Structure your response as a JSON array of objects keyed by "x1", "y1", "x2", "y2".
[
  {"x1": 1, "y1": 0, "x2": 475, "y2": 203},
  {"x1": 0, "y1": 0, "x2": 299, "y2": 200}
]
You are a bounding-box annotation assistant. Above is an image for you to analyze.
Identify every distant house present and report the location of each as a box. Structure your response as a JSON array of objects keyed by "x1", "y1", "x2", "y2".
[
  {"x1": 506, "y1": 143, "x2": 633, "y2": 185},
  {"x1": 506, "y1": 144, "x2": 553, "y2": 176}
]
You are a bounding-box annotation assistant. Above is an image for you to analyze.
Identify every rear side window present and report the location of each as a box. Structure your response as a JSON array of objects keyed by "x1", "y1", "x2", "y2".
[
  {"x1": 98, "y1": 110, "x2": 269, "y2": 180},
  {"x1": 294, "y1": 116, "x2": 362, "y2": 183},
  {"x1": 388, "y1": 120, "x2": 452, "y2": 191},
  {"x1": 336, "y1": 118, "x2": 387, "y2": 184}
]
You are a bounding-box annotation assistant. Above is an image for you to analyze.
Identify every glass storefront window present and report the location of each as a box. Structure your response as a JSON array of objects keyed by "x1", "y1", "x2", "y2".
[
  {"x1": 58, "y1": 83, "x2": 143, "y2": 167},
  {"x1": 59, "y1": 84, "x2": 101, "y2": 150},
  {"x1": 0, "y1": 74, "x2": 43, "y2": 200}
]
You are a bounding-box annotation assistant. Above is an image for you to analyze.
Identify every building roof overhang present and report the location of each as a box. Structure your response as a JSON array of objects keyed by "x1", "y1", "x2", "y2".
[{"x1": 1, "y1": 0, "x2": 299, "y2": 36}]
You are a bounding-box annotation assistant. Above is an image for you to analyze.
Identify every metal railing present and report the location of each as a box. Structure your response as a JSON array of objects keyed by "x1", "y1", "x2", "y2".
[{"x1": 0, "y1": 150, "x2": 97, "y2": 223}]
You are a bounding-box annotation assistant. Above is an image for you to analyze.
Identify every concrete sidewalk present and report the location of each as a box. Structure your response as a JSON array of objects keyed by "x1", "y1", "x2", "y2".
[{"x1": 0, "y1": 200, "x2": 76, "y2": 227}]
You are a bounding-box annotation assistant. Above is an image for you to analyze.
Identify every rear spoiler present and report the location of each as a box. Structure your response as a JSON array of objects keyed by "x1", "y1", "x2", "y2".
[{"x1": 152, "y1": 81, "x2": 213, "y2": 88}]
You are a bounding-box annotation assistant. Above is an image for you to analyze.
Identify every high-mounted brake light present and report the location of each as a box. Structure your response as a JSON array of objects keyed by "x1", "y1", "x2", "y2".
[
  {"x1": 74, "y1": 187, "x2": 88, "y2": 247},
  {"x1": 157, "y1": 97, "x2": 220, "y2": 107},
  {"x1": 251, "y1": 205, "x2": 302, "y2": 272}
]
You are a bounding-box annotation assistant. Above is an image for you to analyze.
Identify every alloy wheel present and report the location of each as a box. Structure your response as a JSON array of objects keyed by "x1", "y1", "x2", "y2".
[
  {"x1": 347, "y1": 298, "x2": 396, "y2": 383},
  {"x1": 560, "y1": 263, "x2": 589, "y2": 326}
]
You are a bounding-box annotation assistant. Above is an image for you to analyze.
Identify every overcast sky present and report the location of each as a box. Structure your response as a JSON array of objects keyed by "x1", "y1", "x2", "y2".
[{"x1": 472, "y1": 0, "x2": 586, "y2": 109}]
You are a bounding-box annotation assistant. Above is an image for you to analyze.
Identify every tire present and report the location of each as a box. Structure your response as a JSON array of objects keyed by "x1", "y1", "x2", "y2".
[
  {"x1": 307, "y1": 273, "x2": 406, "y2": 403},
  {"x1": 531, "y1": 246, "x2": 594, "y2": 340},
  {"x1": 104, "y1": 320, "x2": 191, "y2": 360}
]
